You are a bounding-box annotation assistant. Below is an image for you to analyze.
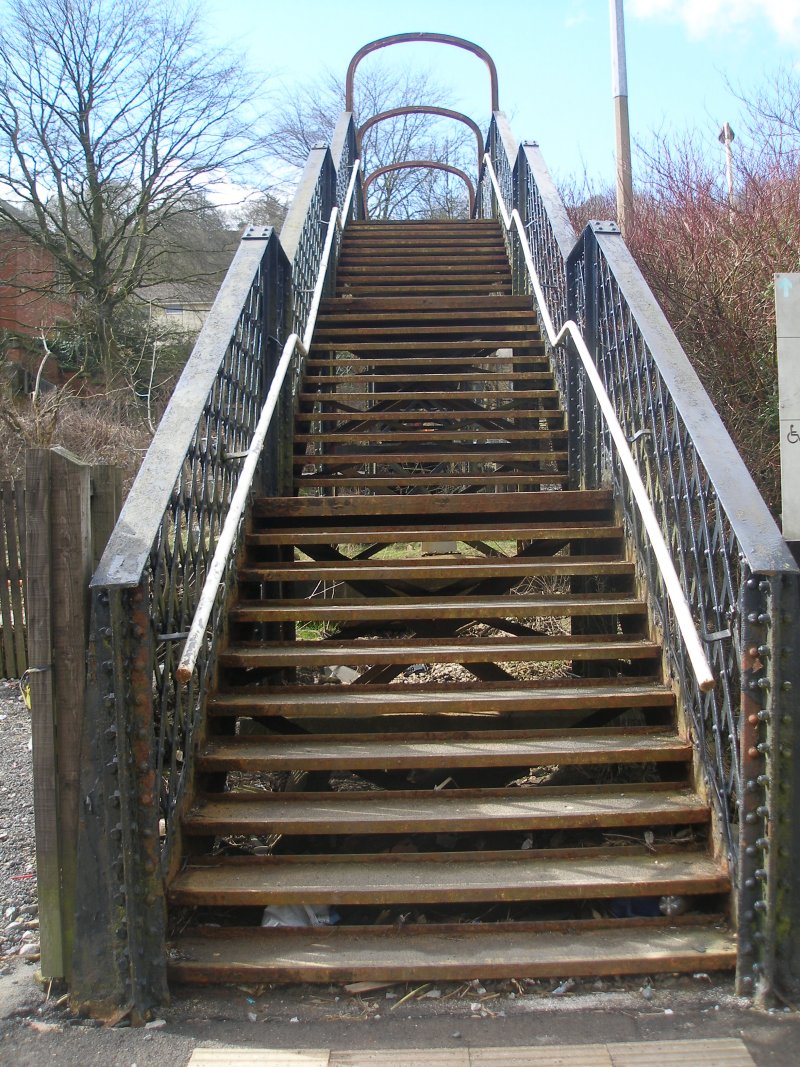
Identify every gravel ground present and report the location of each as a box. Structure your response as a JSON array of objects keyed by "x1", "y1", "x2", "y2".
[{"x1": 0, "y1": 678, "x2": 39, "y2": 970}]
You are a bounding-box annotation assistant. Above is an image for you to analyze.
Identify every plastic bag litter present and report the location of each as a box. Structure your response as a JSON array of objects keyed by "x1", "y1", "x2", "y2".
[{"x1": 261, "y1": 904, "x2": 340, "y2": 928}]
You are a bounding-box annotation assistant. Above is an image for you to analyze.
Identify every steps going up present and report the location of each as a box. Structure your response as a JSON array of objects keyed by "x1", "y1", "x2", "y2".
[{"x1": 167, "y1": 221, "x2": 733, "y2": 986}]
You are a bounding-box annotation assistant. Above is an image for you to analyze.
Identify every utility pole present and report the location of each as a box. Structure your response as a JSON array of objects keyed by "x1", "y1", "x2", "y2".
[
  {"x1": 719, "y1": 122, "x2": 735, "y2": 206},
  {"x1": 610, "y1": 0, "x2": 634, "y2": 238}
]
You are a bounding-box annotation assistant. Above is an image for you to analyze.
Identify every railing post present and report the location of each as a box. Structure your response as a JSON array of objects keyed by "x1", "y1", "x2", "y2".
[
  {"x1": 764, "y1": 572, "x2": 800, "y2": 1002},
  {"x1": 566, "y1": 234, "x2": 596, "y2": 490},
  {"x1": 256, "y1": 232, "x2": 292, "y2": 498},
  {"x1": 72, "y1": 580, "x2": 168, "y2": 1022},
  {"x1": 737, "y1": 573, "x2": 773, "y2": 999}
]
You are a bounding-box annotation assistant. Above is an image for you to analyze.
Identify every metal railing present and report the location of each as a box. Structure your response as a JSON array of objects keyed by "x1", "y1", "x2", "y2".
[
  {"x1": 478, "y1": 113, "x2": 800, "y2": 1002},
  {"x1": 73, "y1": 117, "x2": 363, "y2": 1019},
  {"x1": 482, "y1": 152, "x2": 714, "y2": 693}
]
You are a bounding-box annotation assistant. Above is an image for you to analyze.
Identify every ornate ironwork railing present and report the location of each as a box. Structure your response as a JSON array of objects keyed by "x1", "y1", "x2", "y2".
[
  {"x1": 72, "y1": 117, "x2": 362, "y2": 1020},
  {"x1": 479, "y1": 112, "x2": 800, "y2": 1003}
]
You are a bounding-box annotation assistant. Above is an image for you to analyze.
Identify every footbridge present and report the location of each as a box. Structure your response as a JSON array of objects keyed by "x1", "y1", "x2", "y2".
[{"x1": 70, "y1": 34, "x2": 800, "y2": 1020}]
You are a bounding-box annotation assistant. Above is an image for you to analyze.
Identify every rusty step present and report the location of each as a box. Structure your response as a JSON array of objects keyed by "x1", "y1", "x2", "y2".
[
  {"x1": 229, "y1": 592, "x2": 644, "y2": 625},
  {"x1": 312, "y1": 341, "x2": 540, "y2": 352},
  {"x1": 302, "y1": 390, "x2": 559, "y2": 403},
  {"x1": 298, "y1": 452, "x2": 567, "y2": 469},
  {"x1": 294, "y1": 451, "x2": 567, "y2": 467},
  {"x1": 338, "y1": 251, "x2": 510, "y2": 261},
  {"x1": 207, "y1": 679, "x2": 674, "y2": 719},
  {"x1": 336, "y1": 267, "x2": 511, "y2": 280},
  {"x1": 247, "y1": 521, "x2": 621, "y2": 548},
  {"x1": 313, "y1": 326, "x2": 536, "y2": 340},
  {"x1": 170, "y1": 847, "x2": 725, "y2": 907},
  {"x1": 254, "y1": 489, "x2": 605, "y2": 518},
  {"x1": 304, "y1": 374, "x2": 554, "y2": 386},
  {"x1": 294, "y1": 410, "x2": 564, "y2": 425},
  {"x1": 197, "y1": 726, "x2": 689, "y2": 773},
  {"x1": 314, "y1": 306, "x2": 535, "y2": 321},
  {"x1": 305, "y1": 355, "x2": 548, "y2": 368},
  {"x1": 219, "y1": 634, "x2": 652, "y2": 670},
  {"x1": 238, "y1": 555, "x2": 629, "y2": 583},
  {"x1": 168, "y1": 918, "x2": 736, "y2": 985},
  {"x1": 295, "y1": 474, "x2": 570, "y2": 489},
  {"x1": 182, "y1": 785, "x2": 705, "y2": 838},
  {"x1": 319, "y1": 296, "x2": 532, "y2": 312},
  {"x1": 336, "y1": 286, "x2": 514, "y2": 297},
  {"x1": 295, "y1": 430, "x2": 567, "y2": 445},
  {"x1": 257, "y1": 488, "x2": 601, "y2": 516}
]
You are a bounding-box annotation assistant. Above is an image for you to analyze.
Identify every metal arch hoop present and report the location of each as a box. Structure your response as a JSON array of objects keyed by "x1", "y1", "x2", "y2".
[
  {"x1": 345, "y1": 32, "x2": 500, "y2": 112},
  {"x1": 358, "y1": 107, "x2": 485, "y2": 173},
  {"x1": 362, "y1": 160, "x2": 476, "y2": 219}
]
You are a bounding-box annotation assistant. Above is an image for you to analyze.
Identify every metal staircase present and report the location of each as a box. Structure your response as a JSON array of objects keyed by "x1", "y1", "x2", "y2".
[
  {"x1": 165, "y1": 219, "x2": 735, "y2": 984},
  {"x1": 72, "y1": 35, "x2": 800, "y2": 1022}
]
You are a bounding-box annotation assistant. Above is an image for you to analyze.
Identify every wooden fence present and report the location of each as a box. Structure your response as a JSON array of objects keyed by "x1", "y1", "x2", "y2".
[{"x1": 0, "y1": 480, "x2": 26, "y2": 680}]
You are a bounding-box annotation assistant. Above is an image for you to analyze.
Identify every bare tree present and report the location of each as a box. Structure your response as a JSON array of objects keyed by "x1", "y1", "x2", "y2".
[
  {"x1": 270, "y1": 65, "x2": 475, "y2": 220},
  {"x1": 560, "y1": 70, "x2": 800, "y2": 516},
  {"x1": 0, "y1": 0, "x2": 268, "y2": 380}
]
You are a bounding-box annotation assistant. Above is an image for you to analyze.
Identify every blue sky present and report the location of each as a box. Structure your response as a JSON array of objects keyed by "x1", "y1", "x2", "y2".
[{"x1": 204, "y1": 0, "x2": 800, "y2": 189}]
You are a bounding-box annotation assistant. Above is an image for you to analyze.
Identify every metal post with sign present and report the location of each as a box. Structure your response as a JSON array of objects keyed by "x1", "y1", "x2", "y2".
[{"x1": 776, "y1": 273, "x2": 800, "y2": 540}]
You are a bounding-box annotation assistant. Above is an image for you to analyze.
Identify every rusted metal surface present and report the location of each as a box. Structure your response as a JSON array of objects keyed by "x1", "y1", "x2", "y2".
[
  {"x1": 345, "y1": 33, "x2": 500, "y2": 111},
  {"x1": 361, "y1": 162, "x2": 476, "y2": 218},
  {"x1": 169, "y1": 920, "x2": 736, "y2": 985},
  {"x1": 183, "y1": 787, "x2": 707, "y2": 839},
  {"x1": 71, "y1": 582, "x2": 167, "y2": 1022},
  {"x1": 229, "y1": 592, "x2": 647, "y2": 624},
  {"x1": 197, "y1": 727, "x2": 689, "y2": 772},
  {"x1": 358, "y1": 106, "x2": 484, "y2": 171},
  {"x1": 170, "y1": 848, "x2": 726, "y2": 906},
  {"x1": 207, "y1": 680, "x2": 674, "y2": 719}
]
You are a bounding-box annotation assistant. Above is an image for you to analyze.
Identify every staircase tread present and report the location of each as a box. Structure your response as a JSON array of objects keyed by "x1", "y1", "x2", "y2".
[
  {"x1": 303, "y1": 374, "x2": 553, "y2": 384},
  {"x1": 314, "y1": 341, "x2": 539, "y2": 351},
  {"x1": 170, "y1": 847, "x2": 726, "y2": 904},
  {"x1": 253, "y1": 489, "x2": 611, "y2": 517},
  {"x1": 198, "y1": 727, "x2": 690, "y2": 771},
  {"x1": 295, "y1": 410, "x2": 563, "y2": 423},
  {"x1": 248, "y1": 524, "x2": 621, "y2": 547},
  {"x1": 168, "y1": 920, "x2": 736, "y2": 982},
  {"x1": 219, "y1": 634, "x2": 655, "y2": 667},
  {"x1": 184, "y1": 785, "x2": 704, "y2": 837},
  {"x1": 295, "y1": 475, "x2": 570, "y2": 489},
  {"x1": 295, "y1": 431, "x2": 566, "y2": 443},
  {"x1": 229, "y1": 592, "x2": 647, "y2": 623},
  {"x1": 294, "y1": 450, "x2": 567, "y2": 465},
  {"x1": 239, "y1": 556, "x2": 633, "y2": 580},
  {"x1": 207, "y1": 679, "x2": 674, "y2": 717},
  {"x1": 302, "y1": 390, "x2": 559, "y2": 401}
]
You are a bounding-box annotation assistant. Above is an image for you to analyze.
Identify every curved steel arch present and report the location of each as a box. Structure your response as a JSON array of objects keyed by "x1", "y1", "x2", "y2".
[
  {"x1": 362, "y1": 160, "x2": 476, "y2": 219},
  {"x1": 346, "y1": 32, "x2": 499, "y2": 112},
  {"x1": 358, "y1": 106, "x2": 485, "y2": 173}
]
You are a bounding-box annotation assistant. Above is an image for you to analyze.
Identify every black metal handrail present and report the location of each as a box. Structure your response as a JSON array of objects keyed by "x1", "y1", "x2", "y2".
[
  {"x1": 478, "y1": 112, "x2": 800, "y2": 1002},
  {"x1": 73, "y1": 116, "x2": 362, "y2": 1019}
]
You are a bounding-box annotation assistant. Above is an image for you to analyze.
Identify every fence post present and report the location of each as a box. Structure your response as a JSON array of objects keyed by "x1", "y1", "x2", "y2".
[
  {"x1": 25, "y1": 448, "x2": 122, "y2": 980},
  {"x1": 26, "y1": 448, "x2": 62, "y2": 977}
]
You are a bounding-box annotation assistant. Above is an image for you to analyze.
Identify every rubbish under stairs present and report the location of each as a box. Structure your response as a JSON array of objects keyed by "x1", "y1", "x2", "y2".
[{"x1": 168, "y1": 220, "x2": 736, "y2": 985}]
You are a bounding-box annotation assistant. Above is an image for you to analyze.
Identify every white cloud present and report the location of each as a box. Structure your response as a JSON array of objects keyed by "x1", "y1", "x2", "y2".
[{"x1": 629, "y1": 0, "x2": 800, "y2": 41}]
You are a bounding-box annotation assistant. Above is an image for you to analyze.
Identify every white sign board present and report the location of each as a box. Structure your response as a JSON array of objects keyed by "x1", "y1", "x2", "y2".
[{"x1": 776, "y1": 273, "x2": 800, "y2": 539}]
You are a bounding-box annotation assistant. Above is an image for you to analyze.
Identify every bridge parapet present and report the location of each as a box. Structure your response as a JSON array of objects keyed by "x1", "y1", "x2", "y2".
[{"x1": 479, "y1": 118, "x2": 800, "y2": 1003}]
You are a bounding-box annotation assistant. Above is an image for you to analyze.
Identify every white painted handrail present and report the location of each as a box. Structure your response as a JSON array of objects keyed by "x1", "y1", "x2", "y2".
[
  {"x1": 177, "y1": 160, "x2": 361, "y2": 684},
  {"x1": 483, "y1": 154, "x2": 715, "y2": 693}
]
